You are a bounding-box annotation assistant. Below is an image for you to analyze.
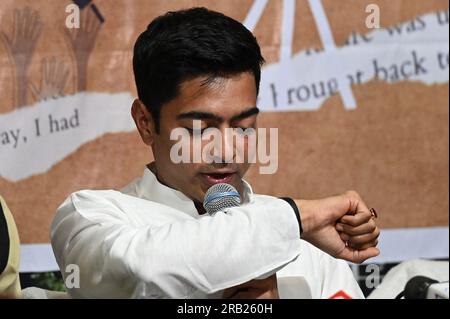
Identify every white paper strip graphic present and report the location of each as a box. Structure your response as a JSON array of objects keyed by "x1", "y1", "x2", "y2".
[{"x1": 0, "y1": 92, "x2": 135, "y2": 181}]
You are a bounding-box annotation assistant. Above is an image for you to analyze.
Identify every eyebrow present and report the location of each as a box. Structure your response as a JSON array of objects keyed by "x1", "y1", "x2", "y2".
[
  {"x1": 231, "y1": 107, "x2": 259, "y2": 122},
  {"x1": 177, "y1": 111, "x2": 223, "y2": 122},
  {"x1": 177, "y1": 107, "x2": 259, "y2": 122}
]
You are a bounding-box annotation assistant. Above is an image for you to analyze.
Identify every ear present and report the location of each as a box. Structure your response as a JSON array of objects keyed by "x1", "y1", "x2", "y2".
[{"x1": 131, "y1": 99, "x2": 156, "y2": 146}]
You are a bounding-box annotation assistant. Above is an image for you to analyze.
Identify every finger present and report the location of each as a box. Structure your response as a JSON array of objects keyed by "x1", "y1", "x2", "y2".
[
  {"x1": 24, "y1": 9, "x2": 33, "y2": 40},
  {"x1": 222, "y1": 287, "x2": 239, "y2": 299},
  {"x1": 56, "y1": 59, "x2": 64, "y2": 81},
  {"x1": 340, "y1": 247, "x2": 380, "y2": 264},
  {"x1": 340, "y1": 210, "x2": 372, "y2": 227},
  {"x1": 353, "y1": 247, "x2": 380, "y2": 264},
  {"x1": 14, "y1": 9, "x2": 21, "y2": 40},
  {"x1": 338, "y1": 231, "x2": 379, "y2": 249},
  {"x1": 62, "y1": 28, "x2": 73, "y2": 49},
  {"x1": 339, "y1": 232, "x2": 350, "y2": 242},
  {"x1": 41, "y1": 57, "x2": 46, "y2": 82},
  {"x1": 31, "y1": 18, "x2": 43, "y2": 43},
  {"x1": 54, "y1": 59, "x2": 66, "y2": 89},
  {"x1": 92, "y1": 14, "x2": 102, "y2": 34},
  {"x1": 21, "y1": 7, "x2": 30, "y2": 38},
  {"x1": 82, "y1": 8, "x2": 91, "y2": 30},
  {"x1": 49, "y1": 57, "x2": 57, "y2": 83},
  {"x1": 0, "y1": 34, "x2": 14, "y2": 61},
  {"x1": 348, "y1": 239, "x2": 378, "y2": 251},
  {"x1": 344, "y1": 190, "x2": 372, "y2": 216},
  {"x1": 347, "y1": 228, "x2": 381, "y2": 246},
  {"x1": 343, "y1": 190, "x2": 362, "y2": 214},
  {"x1": 0, "y1": 32, "x2": 11, "y2": 48},
  {"x1": 60, "y1": 67, "x2": 70, "y2": 93},
  {"x1": 12, "y1": 9, "x2": 19, "y2": 41},
  {"x1": 28, "y1": 81, "x2": 40, "y2": 102},
  {"x1": 43, "y1": 57, "x2": 50, "y2": 84},
  {"x1": 90, "y1": 10, "x2": 102, "y2": 35},
  {"x1": 230, "y1": 291, "x2": 258, "y2": 299},
  {"x1": 17, "y1": 8, "x2": 24, "y2": 39},
  {"x1": 336, "y1": 219, "x2": 377, "y2": 236},
  {"x1": 84, "y1": 9, "x2": 92, "y2": 32}
]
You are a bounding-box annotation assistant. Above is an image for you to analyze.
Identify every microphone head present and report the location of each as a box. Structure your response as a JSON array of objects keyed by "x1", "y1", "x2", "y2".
[
  {"x1": 203, "y1": 183, "x2": 241, "y2": 215},
  {"x1": 404, "y1": 276, "x2": 439, "y2": 299}
]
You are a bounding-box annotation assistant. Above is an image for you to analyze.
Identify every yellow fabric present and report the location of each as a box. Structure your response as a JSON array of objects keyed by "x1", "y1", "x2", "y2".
[{"x1": 0, "y1": 195, "x2": 21, "y2": 298}]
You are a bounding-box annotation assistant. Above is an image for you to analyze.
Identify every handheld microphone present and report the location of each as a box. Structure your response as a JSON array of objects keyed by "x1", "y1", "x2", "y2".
[
  {"x1": 203, "y1": 183, "x2": 241, "y2": 215},
  {"x1": 398, "y1": 276, "x2": 449, "y2": 299}
]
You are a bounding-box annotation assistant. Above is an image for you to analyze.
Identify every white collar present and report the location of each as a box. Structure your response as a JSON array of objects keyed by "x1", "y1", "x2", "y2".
[{"x1": 134, "y1": 164, "x2": 254, "y2": 218}]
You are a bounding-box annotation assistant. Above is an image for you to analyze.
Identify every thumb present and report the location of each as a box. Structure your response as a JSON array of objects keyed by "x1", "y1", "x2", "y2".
[{"x1": 339, "y1": 247, "x2": 380, "y2": 264}]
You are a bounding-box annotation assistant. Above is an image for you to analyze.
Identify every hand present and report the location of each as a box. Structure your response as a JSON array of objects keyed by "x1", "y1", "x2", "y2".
[
  {"x1": 0, "y1": 7, "x2": 43, "y2": 107},
  {"x1": 63, "y1": 8, "x2": 102, "y2": 91},
  {"x1": 29, "y1": 57, "x2": 70, "y2": 102},
  {"x1": 0, "y1": 7, "x2": 42, "y2": 68},
  {"x1": 336, "y1": 210, "x2": 379, "y2": 251},
  {"x1": 296, "y1": 191, "x2": 380, "y2": 264},
  {"x1": 63, "y1": 8, "x2": 102, "y2": 57},
  {"x1": 222, "y1": 274, "x2": 279, "y2": 299}
]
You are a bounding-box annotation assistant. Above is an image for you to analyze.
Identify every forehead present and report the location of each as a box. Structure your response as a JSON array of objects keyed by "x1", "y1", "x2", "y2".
[{"x1": 161, "y1": 73, "x2": 257, "y2": 121}]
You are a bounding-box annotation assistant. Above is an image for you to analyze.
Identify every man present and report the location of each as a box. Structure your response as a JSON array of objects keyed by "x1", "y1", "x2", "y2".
[
  {"x1": 0, "y1": 195, "x2": 21, "y2": 298},
  {"x1": 51, "y1": 7, "x2": 380, "y2": 299}
]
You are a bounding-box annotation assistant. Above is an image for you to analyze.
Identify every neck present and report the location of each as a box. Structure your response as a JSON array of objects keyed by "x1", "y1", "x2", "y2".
[{"x1": 148, "y1": 162, "x2": 208, "y2": 215}]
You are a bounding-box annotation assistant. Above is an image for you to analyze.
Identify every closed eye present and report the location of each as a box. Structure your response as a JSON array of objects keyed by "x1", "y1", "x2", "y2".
[{"x1": 184, "y1": 127, "x2": 208, "y2": 135}]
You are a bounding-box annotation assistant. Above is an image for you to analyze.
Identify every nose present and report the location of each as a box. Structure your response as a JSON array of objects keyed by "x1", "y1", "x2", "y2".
[{"x1": 209, "y1": 126, "x2": 235, "y2": 164}]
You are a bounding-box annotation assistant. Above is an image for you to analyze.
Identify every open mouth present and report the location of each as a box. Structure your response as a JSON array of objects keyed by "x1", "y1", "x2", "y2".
[{"x1": 201, "y1": 172, "x2": 236, "y2": 185}]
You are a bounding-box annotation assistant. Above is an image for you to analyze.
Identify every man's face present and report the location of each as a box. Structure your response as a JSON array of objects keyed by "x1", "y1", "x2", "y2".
[{"x1": 134, "y1": 72, "x2": 259, "y2": 203}]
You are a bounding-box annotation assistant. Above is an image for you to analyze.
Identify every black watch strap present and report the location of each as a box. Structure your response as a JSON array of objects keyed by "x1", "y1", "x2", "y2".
[{"x1": 279, "y1": 197, "x2": 303, "y2": 236}]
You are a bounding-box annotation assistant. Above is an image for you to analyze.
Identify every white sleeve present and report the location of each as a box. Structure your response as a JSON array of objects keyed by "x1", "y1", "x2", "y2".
[
  {"x1": 319, "y1": 254, "x2": 365, "y2": 299},
  {"x1": 50, "y1": 191, "x2": 302, "y2": 298}
]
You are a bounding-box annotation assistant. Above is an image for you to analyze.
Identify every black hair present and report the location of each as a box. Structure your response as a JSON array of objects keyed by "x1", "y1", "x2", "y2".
[{"x1": 133, "y1": 7, "x2": 265, "y2": 133}]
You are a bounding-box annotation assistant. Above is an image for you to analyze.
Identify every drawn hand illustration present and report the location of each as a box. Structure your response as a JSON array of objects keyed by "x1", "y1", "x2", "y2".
[
  {"x1": 63, "y1": 7, "x2": 102, "y2": 91},
  {"x1": 29, "y1": 57, "x2": 70, "y2": 102},
  {"x1": 0, "y1": 7, "x2": 43, "y2": 107}
]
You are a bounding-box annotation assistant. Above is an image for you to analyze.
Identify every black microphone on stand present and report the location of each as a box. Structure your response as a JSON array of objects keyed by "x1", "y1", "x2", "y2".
[{"x1": 396, "y1": 276, "x2": 449, "y2": 299}]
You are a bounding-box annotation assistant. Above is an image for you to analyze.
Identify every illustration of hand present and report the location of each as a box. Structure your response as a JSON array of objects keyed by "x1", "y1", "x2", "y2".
[
  {"x1": 29, "y1": 57, "x2": 70, "y2": 102},
  {"x1": 63, "y1": 8, "x2": 102, "y2": 91},
  {"x1": 0, "y1": 7, "x2": 43, "y2": 107}
]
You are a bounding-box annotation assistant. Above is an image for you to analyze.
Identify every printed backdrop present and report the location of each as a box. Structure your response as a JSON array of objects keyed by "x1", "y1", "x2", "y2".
[{"x1": 0, "y1": 0, "x2": 448, "y2": 271}]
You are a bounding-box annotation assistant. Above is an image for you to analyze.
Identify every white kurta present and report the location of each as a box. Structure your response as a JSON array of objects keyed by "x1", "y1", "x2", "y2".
[{"x1": 50, "y1": 167, "x2": 363, "y2": 299}]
